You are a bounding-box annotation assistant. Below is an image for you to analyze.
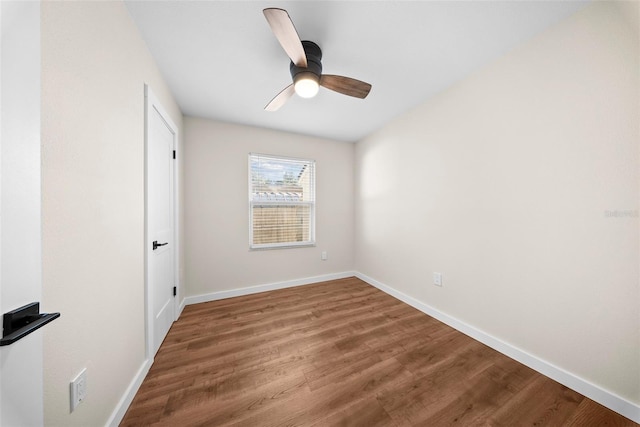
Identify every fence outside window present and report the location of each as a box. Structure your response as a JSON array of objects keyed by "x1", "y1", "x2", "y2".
[{"x1": 249, "y1": 153, "x2": 315, "y2": 249}]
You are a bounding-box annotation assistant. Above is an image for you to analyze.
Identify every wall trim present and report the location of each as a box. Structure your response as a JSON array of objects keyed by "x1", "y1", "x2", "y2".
[
  {"x1": 105, "y1": 358, "x2": 152, "y2": 427},
  {"x1": 355, "y1": 272, "x2": 640, "y2": 424},
  {"x1": 178, "y1": 297, "x2": 186, "y2": 317},
  {"x1": 184, "y1": 271, "x2": 356, "y2": 306}
]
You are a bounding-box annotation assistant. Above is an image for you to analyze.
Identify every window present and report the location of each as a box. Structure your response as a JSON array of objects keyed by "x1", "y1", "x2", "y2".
[{"x1": 249, "y1": 153, "x2": 315, "y2": 249}]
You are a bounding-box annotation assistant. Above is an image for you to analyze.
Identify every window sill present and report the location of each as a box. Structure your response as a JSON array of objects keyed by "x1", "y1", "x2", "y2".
[{"x1": 249, "y1": 242, "x2": 316, "y2": 251}]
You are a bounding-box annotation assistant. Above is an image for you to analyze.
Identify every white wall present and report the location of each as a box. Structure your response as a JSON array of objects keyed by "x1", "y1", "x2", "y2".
[
  {"x1": 184, "y1": 118, "x2": 354, "y2": 298},
  {"x1": 0, "y1": 2, "x2": 43, "y2": 425},
  {"x1": 41, "y1": 2, "x2": 183, "y2": 425},
  {"x1": 355, "y1": 0, "x2": 639, "y2": 408}
]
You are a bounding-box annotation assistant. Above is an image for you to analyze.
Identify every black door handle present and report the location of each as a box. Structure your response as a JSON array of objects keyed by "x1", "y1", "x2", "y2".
[{"x1": 152, "y1": 240, "x2": 168, "y2": 250}]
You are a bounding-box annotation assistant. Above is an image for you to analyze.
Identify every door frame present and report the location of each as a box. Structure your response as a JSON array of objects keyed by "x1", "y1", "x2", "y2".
[{"x1": 144, "y1": 84, "x2": 180, "y2": 360}]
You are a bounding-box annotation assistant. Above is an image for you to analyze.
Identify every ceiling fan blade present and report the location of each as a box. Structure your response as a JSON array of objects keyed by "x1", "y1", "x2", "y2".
[
  {"x1": 320, "y1": 75, "x2": 372, "y2": 99},
  {"x1": 263, "y1": 8, "x2": 307, "y2": 68},
  {"x1": 265, "y1": 84, "x2": 295, "y2": 111}
]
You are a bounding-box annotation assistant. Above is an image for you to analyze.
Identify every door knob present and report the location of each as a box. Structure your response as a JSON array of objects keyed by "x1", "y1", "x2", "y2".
[{"x1": 152, "y1": 240, "x2": 168, "y2": 250}]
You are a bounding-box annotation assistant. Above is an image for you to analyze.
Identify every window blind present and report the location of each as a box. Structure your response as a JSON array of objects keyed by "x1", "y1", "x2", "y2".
[{"x1": 249, "y1": 153, "x2": 315, "y2": 249}]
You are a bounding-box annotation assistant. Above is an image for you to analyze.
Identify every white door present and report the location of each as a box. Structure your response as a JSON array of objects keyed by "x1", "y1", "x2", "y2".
[
  {"x1": 0, "y1": 2, "x2": 45, "y2": 425},
  {"x1": 146, "y1": 87, "x2": 177, "y2": 357}
]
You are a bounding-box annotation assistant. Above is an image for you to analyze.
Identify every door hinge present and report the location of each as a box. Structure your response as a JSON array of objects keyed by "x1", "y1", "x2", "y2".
[
  {"x1": 173, "y1": 286, "x2": 177, "y2": 297},
  {"x1": 172, "y1": 150, "x2": 176, "y2": 159}
]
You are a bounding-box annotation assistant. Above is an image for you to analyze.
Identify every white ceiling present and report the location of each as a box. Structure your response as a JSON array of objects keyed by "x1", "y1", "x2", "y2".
[{"x1": 125, "y1": 1, "x2": 589, "y2": 142}]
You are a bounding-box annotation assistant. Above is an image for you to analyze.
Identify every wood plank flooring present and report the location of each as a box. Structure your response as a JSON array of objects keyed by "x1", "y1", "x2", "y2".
[{"x1": 121, "y1": 277, "x2": 637, "y2": 426}]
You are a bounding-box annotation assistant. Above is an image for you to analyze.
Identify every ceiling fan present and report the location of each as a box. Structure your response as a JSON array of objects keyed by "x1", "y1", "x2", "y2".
[{"x1": 262, "y1": 8, "x2": 372, "y2": 111}]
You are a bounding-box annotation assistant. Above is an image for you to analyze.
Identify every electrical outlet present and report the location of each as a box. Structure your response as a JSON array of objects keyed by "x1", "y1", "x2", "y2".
[
  {"x1": 433, "y1": 272, "x2": 443, "y2": 287},
  {"x1": 321, "y1": 251, "x2": 328, "y2": 260},
  {"x1": 70, "y1": 368, "x2": 87, "y2": 413}
]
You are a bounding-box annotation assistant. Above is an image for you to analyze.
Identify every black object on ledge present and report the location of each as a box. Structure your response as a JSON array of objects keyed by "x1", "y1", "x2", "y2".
[{"x1": 1, "y1": 302, "x2": 60, "y2": 346}]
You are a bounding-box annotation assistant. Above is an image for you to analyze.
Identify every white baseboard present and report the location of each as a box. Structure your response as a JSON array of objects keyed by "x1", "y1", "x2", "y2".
[
  {"x1": 355, "y1": 272, "x2": 640, "y2": 424},
  {"x1": 105, "y1": 358, "x2": 152, "y2": 427},
  {"x1": 184, "y1": 271, "x2": 356, "y2": 306},
  {"x1": 178, "y1": 297, "x2": 186, "y2": 318}
]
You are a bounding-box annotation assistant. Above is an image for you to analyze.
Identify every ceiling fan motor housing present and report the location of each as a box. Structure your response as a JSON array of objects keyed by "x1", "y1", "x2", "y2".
[{"x1": 290, "y1": 40, "x2": 323, "y2": 81}]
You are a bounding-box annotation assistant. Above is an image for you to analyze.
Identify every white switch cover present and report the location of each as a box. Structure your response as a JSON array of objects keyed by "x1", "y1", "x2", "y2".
[
  {"x1": 321, "y1": 251, "x2": 328, "y2": 260},
  {"x1": 433, "y1": 272, "x2": 443, "y2": 287},
  {"x1": 70, "y1": 368, "x2": 87, "y2": 412}
]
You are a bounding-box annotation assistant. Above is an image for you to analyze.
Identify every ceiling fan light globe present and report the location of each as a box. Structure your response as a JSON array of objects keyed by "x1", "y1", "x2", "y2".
[{"x1": 294, "y1": 74, "x2": 320, "y2": 98}]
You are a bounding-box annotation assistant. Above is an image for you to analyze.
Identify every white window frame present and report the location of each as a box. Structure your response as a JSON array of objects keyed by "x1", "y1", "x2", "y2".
[{"x1": 248, "y1": 153, "x2": 316, "y2": 250}]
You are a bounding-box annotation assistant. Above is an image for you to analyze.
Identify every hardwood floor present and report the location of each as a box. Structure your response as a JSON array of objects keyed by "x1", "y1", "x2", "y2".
[{"x1": 121, "y1": 277, "x2": 637, "y2": 426}]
